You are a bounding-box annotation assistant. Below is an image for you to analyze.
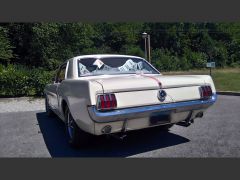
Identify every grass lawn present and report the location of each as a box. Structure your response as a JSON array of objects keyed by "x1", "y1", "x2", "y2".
[{"x1": 162, "y1": 68, "x2": 240, "y2": 92}]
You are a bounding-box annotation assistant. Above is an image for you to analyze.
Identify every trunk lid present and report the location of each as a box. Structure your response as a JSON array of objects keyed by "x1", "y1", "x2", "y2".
[
  {"x1": 89, "y1": 74, "x2": 206, "y2": 108},
  {"x1": 90, "y1": 74, "x2": 205, "y2": 92}
]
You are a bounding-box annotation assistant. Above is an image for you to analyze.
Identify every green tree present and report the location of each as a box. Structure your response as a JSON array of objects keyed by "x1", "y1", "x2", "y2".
[{"x1": 0, "y1": 26, "x2": 13, "y2": 64}]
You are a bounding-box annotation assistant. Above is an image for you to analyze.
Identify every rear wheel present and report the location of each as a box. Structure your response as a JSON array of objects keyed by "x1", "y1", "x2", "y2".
[
  {"x1": 45, "y1": 95, "x2": 54, "y2": 117},
  {"x1": 65, "y1": 106, "x2": 91, "y2": 148}
]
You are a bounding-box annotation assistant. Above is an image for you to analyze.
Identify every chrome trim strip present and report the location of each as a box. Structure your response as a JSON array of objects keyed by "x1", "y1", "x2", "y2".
[
  {"x1": 88, "y1": 94, "x2": 217, "y2": 123},
  {"x1": 95, "y1": 84, "x2": 207, "y2": 94}
]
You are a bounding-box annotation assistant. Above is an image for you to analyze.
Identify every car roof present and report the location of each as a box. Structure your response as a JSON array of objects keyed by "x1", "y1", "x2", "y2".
[
  {"x1": 73, "y1": 54, "x2": 144, "y2": 60},
  {"x1": 62, "y1": 54, "x2": 145, "y2": 67}
]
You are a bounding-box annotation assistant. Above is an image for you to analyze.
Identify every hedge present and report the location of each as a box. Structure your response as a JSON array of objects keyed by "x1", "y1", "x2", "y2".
[{"x1": 0, "y1": 64, "x2": 54, "y2": 97}]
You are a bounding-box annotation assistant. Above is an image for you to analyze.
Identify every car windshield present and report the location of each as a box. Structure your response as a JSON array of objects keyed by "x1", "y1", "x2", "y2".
[{"x1": 77, "y1": 57, "x2": 159, "y2": 77}]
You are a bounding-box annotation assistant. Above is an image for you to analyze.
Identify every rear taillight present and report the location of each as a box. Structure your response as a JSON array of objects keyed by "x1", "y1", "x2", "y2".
[
  {"x1": 199, "y1": 85, "x2": 213, "y2": 99},
  {"x1": 97, "y1": 94, "x2": 117, "y2": 111}
]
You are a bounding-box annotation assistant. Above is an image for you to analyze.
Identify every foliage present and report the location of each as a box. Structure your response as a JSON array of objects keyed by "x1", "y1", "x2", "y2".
[
  {"x1": 2, "y1": 22, "x2": 240, "y2": 70},
  {"x1": 0, "y1": 64, "x2": 54, "y2": 96},
  {"x1": 1, "y1": 22, "x2": 240, "y2": 96},
  {"x1": 0, "y1": 27, "x2": 13, "y2": 64}
]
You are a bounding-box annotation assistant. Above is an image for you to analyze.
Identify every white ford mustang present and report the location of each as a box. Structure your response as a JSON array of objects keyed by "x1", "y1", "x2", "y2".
[{"x1": 44, "y1": 54, "x2": 217, "y2": 147}]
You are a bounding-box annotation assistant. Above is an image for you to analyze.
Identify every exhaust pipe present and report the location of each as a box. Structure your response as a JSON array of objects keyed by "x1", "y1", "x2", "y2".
[
  {"x1": 178, "y1": 111, "x2": 203, "y2": 127},
  {"x1": 177, "y1": 111, "x2": 194, "y2": 127},
  {"x1": 195, "y1": 112, "x2": 204, "y2": 118},
  {"x1": 107, "y1": 119, "x2": 128, "y2": 140}
]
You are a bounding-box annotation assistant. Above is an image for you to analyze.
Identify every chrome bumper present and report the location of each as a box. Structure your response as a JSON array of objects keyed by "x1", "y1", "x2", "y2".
[{"x1": 88, "y1": 94, "x2": 217, "y2": 123}]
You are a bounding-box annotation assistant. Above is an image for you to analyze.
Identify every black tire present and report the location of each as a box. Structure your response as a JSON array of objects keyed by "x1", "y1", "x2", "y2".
[
  {"x1": 45, "y1": 95, "x2": 54, "y2": 117},
  {"x1": 64, "y1": 106, "x2": 92, "y2": 148}
]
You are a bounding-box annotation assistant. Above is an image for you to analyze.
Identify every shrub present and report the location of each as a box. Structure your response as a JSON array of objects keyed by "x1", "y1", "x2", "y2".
[
  {"x1": 123, "y1": 45, "x2": 145, "y2": 57},
  {"x1": 151, "y1": 48, "x2": 184, "y2": 71},
  {"x1": 183, "y1": 49, "x2": 208, "y2": 69},
  {"x1": 214, "y1": 44, "x2": 228, "y2": 67},
  {"x1": 0, "y1": 64, "x2": 54, "y2": 97},
  {"x1": 229, "y1": 62, "x2": 240, "y2": 68}
]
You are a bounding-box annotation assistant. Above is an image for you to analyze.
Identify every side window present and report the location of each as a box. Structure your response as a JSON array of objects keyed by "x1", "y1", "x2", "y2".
[
  {"x1": 56, "y1": 64, "x2": 66, "y2": 83},
  {"x1": 66, "y1": 60, "x2": 72, "y2": 79}
]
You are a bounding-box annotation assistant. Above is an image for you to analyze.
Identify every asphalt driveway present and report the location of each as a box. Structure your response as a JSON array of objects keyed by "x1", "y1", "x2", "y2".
[{"x1": 0, "y1": 95, "x2": 239, "y2": 157}]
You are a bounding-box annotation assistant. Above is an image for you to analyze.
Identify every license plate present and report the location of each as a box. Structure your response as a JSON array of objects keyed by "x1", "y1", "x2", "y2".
[{"x1": 149, "y1": 111, "x2": 171, "y2": 126}]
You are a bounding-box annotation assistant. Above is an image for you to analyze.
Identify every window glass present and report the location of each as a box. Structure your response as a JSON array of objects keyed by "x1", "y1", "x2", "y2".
[{"x1": 78, "y1": 57, "x2": 159, "y2": 77}]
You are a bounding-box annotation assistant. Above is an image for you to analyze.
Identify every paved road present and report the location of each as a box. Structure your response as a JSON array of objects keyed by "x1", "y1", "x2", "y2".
[{"x1": 0, "y1": 95, "x2": 239, "y2": 157}]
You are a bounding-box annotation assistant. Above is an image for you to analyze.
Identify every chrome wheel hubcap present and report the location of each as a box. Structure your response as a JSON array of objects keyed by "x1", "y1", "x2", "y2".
[{"x1": 67, "y1": 112, "x2": 74, "y2": 139}]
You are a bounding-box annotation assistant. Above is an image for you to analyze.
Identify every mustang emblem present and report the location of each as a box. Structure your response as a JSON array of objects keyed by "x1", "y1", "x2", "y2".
[{"x1": 158, "y1": 89, "x2": 167, "y2": 102}]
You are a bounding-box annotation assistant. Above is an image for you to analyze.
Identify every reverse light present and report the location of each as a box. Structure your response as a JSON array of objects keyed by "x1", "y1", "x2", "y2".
[
  {"x1": 97, "y1": 93, "x2": 117, "y2": 111},
  {"x1": 199, "y1": 85, "x2": 213, "y2": 99}
]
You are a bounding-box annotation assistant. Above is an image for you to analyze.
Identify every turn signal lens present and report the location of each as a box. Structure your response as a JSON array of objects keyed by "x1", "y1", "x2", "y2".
[
  {"x1": 199, "y1": 85, "x2": 213, "y2": 99},
  {"x1": 97, "y1": 94, "x2": 117, "y2": 111}
]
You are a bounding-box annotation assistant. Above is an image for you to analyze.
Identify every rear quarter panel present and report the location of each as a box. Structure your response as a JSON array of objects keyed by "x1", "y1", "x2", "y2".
[
  {"x1": 184, "y1": 75, "x2": 216, "y2": 93},
  {"x1": 58, "y1": 79, "x2": 103, "y2": 134}
]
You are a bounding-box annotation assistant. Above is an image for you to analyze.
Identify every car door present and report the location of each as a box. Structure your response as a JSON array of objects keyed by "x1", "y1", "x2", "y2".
[{"x1": 51, "y1": 63, "x2": 67, "y2": 111}]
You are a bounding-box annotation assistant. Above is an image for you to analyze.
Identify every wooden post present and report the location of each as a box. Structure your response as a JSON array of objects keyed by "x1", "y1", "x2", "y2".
[
  {"x1": 147, "y1": 34, "x2": 151, "y2": 63},
  {"x1": 144, "y1": 38, "x2": 147, "y2": 60}
]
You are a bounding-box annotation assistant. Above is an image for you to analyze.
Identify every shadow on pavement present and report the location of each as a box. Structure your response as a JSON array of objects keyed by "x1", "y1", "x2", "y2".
[{"x1": 36, "y1": 112, "x2": 189, "y2": 157}]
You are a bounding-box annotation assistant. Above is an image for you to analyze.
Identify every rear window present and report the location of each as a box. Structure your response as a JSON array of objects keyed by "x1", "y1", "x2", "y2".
[{"x1": 77, "y1": 57, "x2": 159, "y2": 77}]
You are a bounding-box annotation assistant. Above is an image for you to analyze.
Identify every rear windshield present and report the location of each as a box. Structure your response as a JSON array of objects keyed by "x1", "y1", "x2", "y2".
[{"x1": 77, "y1": 57, "x2": 159, "y2": 77}]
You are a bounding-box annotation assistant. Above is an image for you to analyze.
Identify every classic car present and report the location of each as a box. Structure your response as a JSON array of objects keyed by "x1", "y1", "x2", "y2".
[{"x1": 44, "y1": 54, "x2": 217, "y2": 147}]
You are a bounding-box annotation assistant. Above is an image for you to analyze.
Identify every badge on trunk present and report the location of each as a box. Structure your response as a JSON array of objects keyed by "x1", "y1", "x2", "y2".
[{"x1": 158, "y1": 89, "x2": 167, "y2": 102}]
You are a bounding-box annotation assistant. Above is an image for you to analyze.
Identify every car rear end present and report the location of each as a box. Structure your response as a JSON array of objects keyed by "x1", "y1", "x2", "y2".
[{"x1": 87, "y1": 74, "x2": 217, "y2": 135}]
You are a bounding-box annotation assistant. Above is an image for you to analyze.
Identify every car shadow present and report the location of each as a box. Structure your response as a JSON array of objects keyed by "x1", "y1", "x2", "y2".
[{"x1": 36, "y1": 112, "x2": 190, "y2": 157}]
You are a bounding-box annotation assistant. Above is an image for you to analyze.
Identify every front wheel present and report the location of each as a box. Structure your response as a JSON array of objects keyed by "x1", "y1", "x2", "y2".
[{"x1": 65, "y1": 107, "x2": 91, "y2": 148}]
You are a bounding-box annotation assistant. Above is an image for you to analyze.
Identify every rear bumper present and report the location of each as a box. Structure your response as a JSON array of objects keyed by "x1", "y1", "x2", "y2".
[{"x1": 88, "y1": 94, "x2": 217, "y2": 123}]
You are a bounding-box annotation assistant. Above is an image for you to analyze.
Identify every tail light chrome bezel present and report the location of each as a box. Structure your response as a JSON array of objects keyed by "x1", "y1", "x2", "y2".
[
  {"x1": 96, "y1": 93, "x2": 117, "y2": 111},
  {"x1": 199, "y1": 85, "x2": 213, "y2": 100}
]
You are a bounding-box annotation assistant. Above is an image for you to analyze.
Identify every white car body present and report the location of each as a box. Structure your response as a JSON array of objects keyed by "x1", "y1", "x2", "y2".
[{"x1": 44, "y1": 54, "x2": 217, "y2": 137}]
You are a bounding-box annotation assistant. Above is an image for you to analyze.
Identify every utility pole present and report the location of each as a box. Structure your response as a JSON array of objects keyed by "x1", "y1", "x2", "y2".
[
  {"x1": 144, "y1": 37, "x2": 147, "y2": 60},
  {"x1": 142, "y1": 32, "x2": 147, "y2": 60},
  {"x1": 147, "y1": 34, "x2": 151, "y2": 63},
  {"x1": 142, "y1": 32, "x2": 151, "y2": 63}
]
